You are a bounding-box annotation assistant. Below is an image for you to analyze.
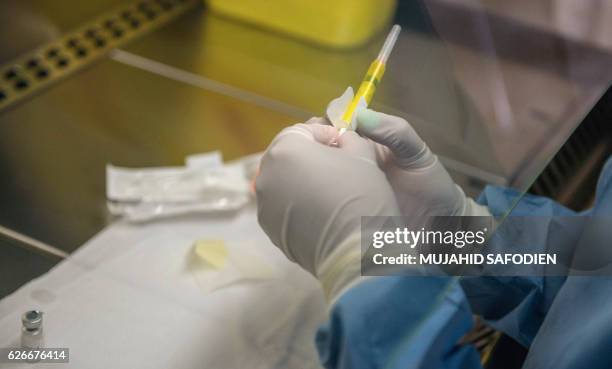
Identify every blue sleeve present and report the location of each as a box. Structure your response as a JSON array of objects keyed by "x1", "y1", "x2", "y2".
[
  {"x1": 459, "y1": 187, "x2": 574, "y2": 347},
  {"x1": 315, "y1": 157, "x2": 612, "y2": 368},
  {"x1": 316, "y1": 277, "x2": 482, "y2": 369},
  {"x1": 461, "y1": 156, "x2": 612, "y2": 347}
]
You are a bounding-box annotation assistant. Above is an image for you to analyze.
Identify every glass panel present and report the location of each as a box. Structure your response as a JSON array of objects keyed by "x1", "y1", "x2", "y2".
[
  {"x1": 118, "y1": 1, "x2": 612, "y2": 199},
  {"x1": 0, "y1": 59, "x2": 293, "y2": 253},
  {"x1": 2, "y1": 0, "x2": 612, "y2": 294}
]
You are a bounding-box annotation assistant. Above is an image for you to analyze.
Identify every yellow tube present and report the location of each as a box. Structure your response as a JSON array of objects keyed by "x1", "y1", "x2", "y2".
[{"x1": 340, "y1": 59, "x2": 386, "y2": 128}]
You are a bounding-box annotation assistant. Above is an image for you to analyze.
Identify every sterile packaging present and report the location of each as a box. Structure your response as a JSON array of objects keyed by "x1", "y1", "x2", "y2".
[
  {"x1": 190, "y1": 239, "x2": 276, "y2": 293},
  {"x1": 106, "y1": 152, "x2": 251, "y2": 222}
]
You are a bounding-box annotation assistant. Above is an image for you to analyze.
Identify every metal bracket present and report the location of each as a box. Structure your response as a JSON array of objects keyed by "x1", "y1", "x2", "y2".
[{"x1": 0, "y1": 0, "x2": 199, "y2": 113}]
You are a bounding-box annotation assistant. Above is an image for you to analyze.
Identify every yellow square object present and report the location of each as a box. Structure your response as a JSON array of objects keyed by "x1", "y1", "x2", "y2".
[{"x1": 193, "y1": 239, "x2": 229, "y2": 269}]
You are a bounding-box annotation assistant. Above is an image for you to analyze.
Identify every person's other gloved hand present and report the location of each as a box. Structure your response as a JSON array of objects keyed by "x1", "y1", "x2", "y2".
[
  {"x1": 355, "y1": 109, "x2": 490, "y2": 217},
  {"x1": 256, "y1": 122, "x2": 399, "y2": 299}
]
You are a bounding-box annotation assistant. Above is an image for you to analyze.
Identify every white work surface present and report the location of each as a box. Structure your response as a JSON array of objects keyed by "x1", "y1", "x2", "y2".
[{"x1": 0, "y1": 204, "x2": 327, "y2": 369}]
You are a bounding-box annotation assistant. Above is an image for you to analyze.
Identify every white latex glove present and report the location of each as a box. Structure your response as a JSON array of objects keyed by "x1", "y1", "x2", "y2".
[
  {"x1": 355, "y1": 108, "x2": 490, "y2": 218},
  {"x1": 256, "y1": 122, "x2": 400, "y2": 299}
]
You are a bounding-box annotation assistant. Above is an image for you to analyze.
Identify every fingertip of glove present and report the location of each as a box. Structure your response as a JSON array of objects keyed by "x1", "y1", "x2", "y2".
[
  {"x1": 310, "y1": 124, "x2": 341, "y2": 145},
  {"x1": 355, "y1": 108, "x2": 382, "y2": 133}
]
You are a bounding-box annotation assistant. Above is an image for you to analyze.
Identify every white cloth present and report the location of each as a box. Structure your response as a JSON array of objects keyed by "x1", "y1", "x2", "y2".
[{"x1": 0, "y1": 203, "x2": 326, "y2": 369}]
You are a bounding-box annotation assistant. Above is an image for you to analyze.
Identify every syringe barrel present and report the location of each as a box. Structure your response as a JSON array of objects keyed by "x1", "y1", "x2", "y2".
[
  {"x1": 340, "y1": 59, "x2": 385, "y2": 125},
  {"x1": 339, "y1": 24, "x2": 400, "y2": 128}
]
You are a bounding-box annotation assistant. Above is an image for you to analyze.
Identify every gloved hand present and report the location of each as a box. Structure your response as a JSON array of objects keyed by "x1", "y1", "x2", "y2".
[
  {"x1": 355, "y1": 108, "x2": 490, "y2": 218},
  {"x1": 256, "y1": 122, "x2": 400, "y2": 299}
]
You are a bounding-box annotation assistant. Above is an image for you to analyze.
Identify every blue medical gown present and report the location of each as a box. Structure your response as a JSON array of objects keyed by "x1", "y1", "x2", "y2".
[{"x1": 316, "y1": 158, "x2": 612, "y2": 369}]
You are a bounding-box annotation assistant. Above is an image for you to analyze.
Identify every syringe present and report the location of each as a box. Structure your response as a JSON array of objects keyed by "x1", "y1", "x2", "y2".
[{"x1": 339, "y1": 24, "x2": 401, "y2": 132}]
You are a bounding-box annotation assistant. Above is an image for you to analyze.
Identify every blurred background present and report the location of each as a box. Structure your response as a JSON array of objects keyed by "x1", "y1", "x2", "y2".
[{"x1": 1, "y1": 0, "x2": 612, "y2": 308}]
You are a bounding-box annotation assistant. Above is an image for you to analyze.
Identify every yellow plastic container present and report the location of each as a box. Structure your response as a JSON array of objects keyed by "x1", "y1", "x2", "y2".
[{"x1": 204, "y1": 0, "x2": 398, "y2": 49}]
